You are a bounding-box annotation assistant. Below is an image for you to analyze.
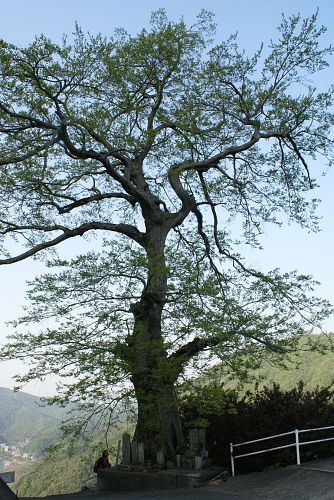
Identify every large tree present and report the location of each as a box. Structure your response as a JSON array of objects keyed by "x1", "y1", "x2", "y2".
[{"x1": 0, "y1": 11, "x2": 333, "y2": 462}]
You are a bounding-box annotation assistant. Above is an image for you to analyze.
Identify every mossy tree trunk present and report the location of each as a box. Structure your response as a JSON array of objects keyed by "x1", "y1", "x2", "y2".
[{"x1": 126, "y1": 220, "x2": 185, "y2": 462}]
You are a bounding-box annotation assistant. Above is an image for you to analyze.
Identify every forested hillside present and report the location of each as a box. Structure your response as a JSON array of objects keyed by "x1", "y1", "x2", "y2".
[
  {"x1": 219, "y1": 334, "x2": 334, "y2": 392},
  {"x1": 16, "y1": 451, "x2": 96, "y2": 497},
  {"x1": 15, "y1": 426, "x2": 130, "y2": 497},
  {"x1": 0, "y1": 387, "x2": 128, "y2": 496},
  {"x1": 0, "y1": 387, "x2": 66, "y2": 453}
]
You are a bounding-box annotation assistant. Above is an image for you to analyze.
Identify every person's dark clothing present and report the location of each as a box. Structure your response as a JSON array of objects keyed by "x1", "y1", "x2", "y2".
[{"x1": 94, "y1": 456, "x2": 111, "y2": 472}]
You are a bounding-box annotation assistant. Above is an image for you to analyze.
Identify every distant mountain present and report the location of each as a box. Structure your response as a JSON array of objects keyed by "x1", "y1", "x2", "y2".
[{"x1": 0, "y1": 387, "x2": 67, "y2": 453}]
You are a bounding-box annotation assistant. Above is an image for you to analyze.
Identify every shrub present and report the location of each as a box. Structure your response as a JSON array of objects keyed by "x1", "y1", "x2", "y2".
[{"x1": 180, "y1": 381, "x2": 334, "y2": 472}]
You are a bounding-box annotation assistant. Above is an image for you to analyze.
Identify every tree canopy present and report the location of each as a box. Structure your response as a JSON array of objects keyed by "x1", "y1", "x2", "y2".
[{"x1": 0, "y1": 10, "x2": 333, "y2": 461}]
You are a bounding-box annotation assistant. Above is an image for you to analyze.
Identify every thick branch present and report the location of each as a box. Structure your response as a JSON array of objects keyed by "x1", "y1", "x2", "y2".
[
  {"x1": 171, "y1": 133, "x2": 260, "y2": 174},
  {"x1": 76, "y1": 120, "x2": 129, "y2": 164},
  {"x1": 167, "y1": 168, "x2": 197, "y2": 228},
  {"x1": 168, "y1": 336, "x2": 221, "y2": 370},
  {"x1": 58, "y1": 122, "x2": 161, "y2": 209},
  {"x1": 0, "y1": 102, "x2": 57, "y2": 131},
  {"x1": 0, "y1": 221, "x2": 145, "y2": 264},
  {"x1": 169, "y1": 330, "x2": 285, "y2": 373}
]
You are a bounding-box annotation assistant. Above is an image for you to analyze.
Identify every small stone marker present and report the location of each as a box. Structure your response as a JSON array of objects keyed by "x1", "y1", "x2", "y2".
[
  {"x1": 156, "y1": 449, "x2": 165, "y2": 466},
  {"x1": 194, "y1": 456, "x2": 203, "y2": 469},
  {"x1": 176, "y1": 454, "x2": 182, "y2": 467},
  {"x1": 122, "y1": 432, "x2": 131, "y2": 465},
  {"x1": 198, "y1": 428, "x2": 206, "y2": 450},
  {"x1": 116, "y1": 439, "x2": 121, "y2": 466},
  {"x1": 188, "y1": 419, "x2": 208, "y2": 460},
  {"x1": 138, "y1": 442, "x2": 145, "y2": 465},
  {"x1": 189, "y1": 428, "x2": 207, "y2": 455},
  {"x1": 131, "y1": 439, "x2": 138, "y2": 465}
]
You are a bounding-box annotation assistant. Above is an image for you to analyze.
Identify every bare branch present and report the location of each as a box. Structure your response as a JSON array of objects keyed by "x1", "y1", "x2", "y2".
[
  {"x1": 0, "y1": 221, "x2": 145, "y2": 264},
  {"x1": 43, "y1": 191, "x2": 137, "y2": 214},
  {"x1": 0, "y1": 130, "x2": 60, "y2": 166},
  {"x1": 286, "y1": 134, "x2": 313, "y2": 187}
]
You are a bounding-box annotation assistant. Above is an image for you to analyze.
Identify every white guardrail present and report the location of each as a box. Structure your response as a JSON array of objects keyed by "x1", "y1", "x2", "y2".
[{"x1": 230, "y1": 425, "x2": 334, "y2": 477}]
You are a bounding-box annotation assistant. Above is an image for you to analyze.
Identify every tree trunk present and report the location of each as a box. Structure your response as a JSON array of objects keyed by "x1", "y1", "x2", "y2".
[
  {"x1": 132, "y1": 371, "x2": 185, "y2": 463},
  {"x1": 127, "y1": 221, "x2": 185, "y2": 463},
  {"x1": 128, "y1": 275, "x2": 185, "y2": 463}
]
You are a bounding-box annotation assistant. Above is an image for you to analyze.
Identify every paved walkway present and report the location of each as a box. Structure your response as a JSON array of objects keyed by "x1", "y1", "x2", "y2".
[
  {"x1": 24, "y1": 457, "x2": 334, "y2": 499},
  {"x1": 23, "y1": 489, "x2": 262, "y2": 499}
]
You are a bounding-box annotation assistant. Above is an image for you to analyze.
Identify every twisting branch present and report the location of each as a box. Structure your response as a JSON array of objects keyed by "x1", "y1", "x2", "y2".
[
  {"x1": 168, "y1": 336, "x2": 222, "y2": 372},
  {"x1": 76, "y1": 120, "x2": 129, "y2": 164},
  {"x1": 198, "y1": 171, "x2": 226, "y2": 254},
  {"x1": 169, "y1": 326, "x2": 286, "y2": 374},
  {"x1": 191, "y1": 204, "x2": 226, "y2": 282},
  {"x1": 0, "y1": 221, "x2": 146, "y2": 264}
]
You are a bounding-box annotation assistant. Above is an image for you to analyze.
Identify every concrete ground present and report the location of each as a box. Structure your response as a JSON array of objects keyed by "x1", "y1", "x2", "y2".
[{"x1": 23, "y1": 457, "x2": 334, "y2": 499}]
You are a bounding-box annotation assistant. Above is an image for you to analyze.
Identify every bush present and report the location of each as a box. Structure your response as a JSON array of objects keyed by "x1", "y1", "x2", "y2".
[{"x1": 179, "y1": 381, "x2": 334, "y2": 473}]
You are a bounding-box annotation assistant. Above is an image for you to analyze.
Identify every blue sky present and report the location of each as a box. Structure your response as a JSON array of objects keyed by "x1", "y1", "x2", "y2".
[{"x1": 0, "y1": 0, "x2": 333, "y2": 396}]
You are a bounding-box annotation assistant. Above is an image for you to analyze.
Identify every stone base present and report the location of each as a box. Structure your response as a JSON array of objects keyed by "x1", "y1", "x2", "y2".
[{"x1": 97, "y1": 466, "x2": 226, "y2": 492}]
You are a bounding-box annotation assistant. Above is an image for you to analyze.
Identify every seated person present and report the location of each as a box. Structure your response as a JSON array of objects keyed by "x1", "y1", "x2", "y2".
[{"x1": 94, "y1": 449, "x2": 111, "y2": 472}]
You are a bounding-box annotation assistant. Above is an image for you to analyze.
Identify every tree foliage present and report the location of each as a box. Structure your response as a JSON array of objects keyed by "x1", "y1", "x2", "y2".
[{"x1": 0, "y1": 10, "x2": 333, "y2": 460}]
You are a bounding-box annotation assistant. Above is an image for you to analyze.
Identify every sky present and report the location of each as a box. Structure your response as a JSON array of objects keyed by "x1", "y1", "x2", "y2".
[{"x1": 0, "y1": 0, "x2": 333, "y2": 396}]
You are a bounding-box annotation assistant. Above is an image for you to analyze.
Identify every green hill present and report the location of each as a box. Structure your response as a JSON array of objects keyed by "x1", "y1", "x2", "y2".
[
  {"x1": 216, "y1": 334, "x2": 334, "y2": 392},
  {"x1": 16, "y1": 451, "x2": 96, "y2": 497},
  {"x1": 15, "y1": 425, "x2": 130, "y2": 497},
  {"x1": 0, "y1": 387, "x2": 67, "y2": 453}
]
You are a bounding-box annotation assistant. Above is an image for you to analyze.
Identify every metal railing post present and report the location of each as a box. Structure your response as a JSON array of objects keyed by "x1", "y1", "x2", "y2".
[
  {"x1": 230, "y1": 442, "x2": 235, "y2": 477},
  {"x1": 295, "y1": 429, "x2": 300, "y2": 465}
]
